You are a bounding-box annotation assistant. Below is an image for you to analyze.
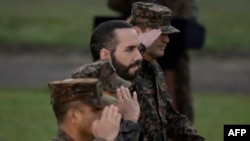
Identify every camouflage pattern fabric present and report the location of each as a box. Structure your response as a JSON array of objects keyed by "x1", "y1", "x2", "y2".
[
  {"x1": 48, "y1": 78, "x2": 117, "y2": 108},
  {"x1": 72, "y1": 59, "x2": 133, "y2": 94},
  {"x1": 71, "y1": 60, "x2": 141, "y2": 141},
  {"x1": 51, "y1": 130, "x2": 106, "y2": 141},
  {"x1": 130, "y1": 2, "x2": 179, "y2": 34},
  {"x1": 51, "y1": 130, "x2": 75, "y2": 141},
  {"x1": 119, "y1": 120, "x2": 142, "y2": 141},
  {"x1": 107, "y1": 0, "x2": 198, "y2": 136},
  {"x1": 108, "y1": 0, "x2": 197, "y2": 19},
  {"x1": 134, "y1": 59, "x2": 204, "y2": 141},
  {"x1": 129, "y1": 0, "x2": 196, "y2": 123},
  {"x1": 156, "y1": 0, "x2": 198, "y2": 19}
]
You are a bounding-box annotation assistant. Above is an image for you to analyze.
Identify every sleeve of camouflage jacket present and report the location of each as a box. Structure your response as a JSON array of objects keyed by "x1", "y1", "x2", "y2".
[
  {"x1": 116, "y1": 120, "x2": 141, "y2": 141},
  {"x1": 165, "y1": 100, "x2": 205, "y2": 141}
]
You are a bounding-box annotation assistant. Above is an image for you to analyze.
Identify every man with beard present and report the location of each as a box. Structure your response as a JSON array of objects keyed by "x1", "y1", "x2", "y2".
[
  {"x1": 90, "y1": 20, "x2": 143, "y2": 81},
  {"x1": 88, "y1": 2, "x2": 204, "y2": 141}
]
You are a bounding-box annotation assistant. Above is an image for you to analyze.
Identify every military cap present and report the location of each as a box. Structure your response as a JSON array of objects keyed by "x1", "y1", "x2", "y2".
[
  {"x1": 48, "y1": 78, "x2": 117, "y2": 108},
  {"x1": 71, "y1": 59, "x2": 132, "y2": 95},
  {"x1": 130, "y1": 2, "x2": 179, "y2": 34}
]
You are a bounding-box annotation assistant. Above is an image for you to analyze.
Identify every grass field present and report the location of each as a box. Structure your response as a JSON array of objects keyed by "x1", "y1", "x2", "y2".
[
  {"x1": 0, "y1": 88, "x2": 249, "y2": 141},
  {"x1": 0, "y1": 0, "x2": 250, "y2": 51}
]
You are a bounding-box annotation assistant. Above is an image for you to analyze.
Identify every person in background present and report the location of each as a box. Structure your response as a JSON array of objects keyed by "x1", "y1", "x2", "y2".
[{"x1": 127, "y1": 2, "x2": 204, "y2": 140}]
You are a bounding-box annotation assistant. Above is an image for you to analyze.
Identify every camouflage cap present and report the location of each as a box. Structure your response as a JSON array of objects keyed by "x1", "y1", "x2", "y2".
[
  {"x1": 71, "y1": 59, "x2": 132, "y2": 95},
  {"x1": 48, "y1": 78, "x2": 117, "y2": 108},
  {"x1": 130, "y1": 2, "x2": 179, "y2": 34}
]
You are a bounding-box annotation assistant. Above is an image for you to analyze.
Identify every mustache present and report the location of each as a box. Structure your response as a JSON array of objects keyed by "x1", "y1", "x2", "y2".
[
  {"x1": 158, "y1": 44, "x2": 166, "y2": 48},
  {"x1": 128, "y1": 60, "x2": 142, "y2": 68}
]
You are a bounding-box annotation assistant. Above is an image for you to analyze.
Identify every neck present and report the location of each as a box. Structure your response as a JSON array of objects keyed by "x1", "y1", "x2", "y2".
[
  {"x1": 143, "y1": 53, "x2": 153, "y2": 61},
  {"x1": 59, "y1": 124, "x2": 94, "y2": 141}
]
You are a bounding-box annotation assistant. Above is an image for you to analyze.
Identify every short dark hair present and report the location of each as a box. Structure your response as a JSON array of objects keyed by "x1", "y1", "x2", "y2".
[
  {"x1": 52, "y1": 100, "x2": 102, "y2": 124},
  {"x1": 90, "y1": 20, "x2": 134, "y2": 61},
  {"x1": 52, "y1": 101, "x2": 81, "y2": 124}
]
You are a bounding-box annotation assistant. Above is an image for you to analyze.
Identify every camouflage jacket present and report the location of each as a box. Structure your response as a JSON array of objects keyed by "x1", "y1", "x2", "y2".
[
  {"x1": 51, "y1": 120, "x2": 141, "y2": 141},
  {"x1": 51, "y1": 130, "x2": 106, "y2": 141},
  {"x1": 134, "y1": 59, "x2": 204, "y2": 141}
]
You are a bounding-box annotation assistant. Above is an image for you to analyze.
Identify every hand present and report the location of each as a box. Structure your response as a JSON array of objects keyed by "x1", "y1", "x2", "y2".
[
  {"x1": 138, "y1": 29, "x2": 162, "y2": 48},
  {"x1": 92, "y1": 105, "x2": 121, "y2": 141},
  {"x1": 117, "y1": 86, "x2": 140, "y2": 123}
]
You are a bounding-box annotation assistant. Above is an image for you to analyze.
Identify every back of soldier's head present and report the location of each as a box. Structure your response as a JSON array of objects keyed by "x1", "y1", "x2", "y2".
[{"x1": 48, "y1": 78, "x2": 117, "y2": 123}]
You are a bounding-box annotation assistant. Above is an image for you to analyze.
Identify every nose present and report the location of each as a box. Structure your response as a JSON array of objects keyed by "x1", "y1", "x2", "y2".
[
  {"x1": 161, "y1": 34, "x2": 169, "y2": 43},
  {"x1": 133, "y1": 48, "x2": 143, "y2": 62}
]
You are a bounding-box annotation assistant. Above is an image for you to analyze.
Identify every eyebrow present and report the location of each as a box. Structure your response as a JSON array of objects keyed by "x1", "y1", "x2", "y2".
[{"x1": 125, "y1": 45, "x2": 139, "y2": 50}]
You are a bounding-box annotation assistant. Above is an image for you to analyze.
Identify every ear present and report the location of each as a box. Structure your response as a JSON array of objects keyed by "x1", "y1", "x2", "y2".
[
  {"x1": 99, "y1": 48, "x2": 111, "y2": 60},
  {"x1": 67, "y1": 109, "x2": 79, "y2": 124},
  {"x1": 133, "y1": 26, "x2": 143, "y2": 35}
]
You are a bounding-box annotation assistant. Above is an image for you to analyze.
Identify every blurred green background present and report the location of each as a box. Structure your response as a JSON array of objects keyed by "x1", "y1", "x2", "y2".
[
  {"x1": 0, "y1": 0, "x2": 249, "y2": 52},
  {"x1": 0, "y1": 0, "x2": 250, "y2": 141}
]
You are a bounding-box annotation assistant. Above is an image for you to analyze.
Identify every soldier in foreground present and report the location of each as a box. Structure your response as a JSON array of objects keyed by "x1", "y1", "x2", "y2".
[{"x1": 48, "y1": 77, "x2": 140, "y2": 141}]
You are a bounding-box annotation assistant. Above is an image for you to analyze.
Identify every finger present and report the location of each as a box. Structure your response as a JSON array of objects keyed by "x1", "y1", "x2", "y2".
[
  {"x1": 106, "y1": 105, "x2": 113, "y2": 119},
  {"x1": 120, "y1": 86, "x2": 128, "y2": 99},
  {"x1": 132, "y1": 91, "x2": 138, "y2": 101},
  {"x1": 100, "y1": 106, "x2": 109, "y2": 120},
  {"x1": 115, "y1": 113, "x2": 122, "y2": 124},
  {"x1": 124, "y1": 87, "x2": 132, "y2": 99},
  {"x1": 110, "y1": 105, "x2": 121, "y2": 122},
  {"x1": 116, "y1": 88, "x2": 122, "y2": 101},
  {"x1": 151, "y1": 29, "x2": 161, "y2": 37},
  {"x1": 109, "y1": 105, "x2": 119, "y2": 121},
  {"x1": 92, "y1": 120, "x2": 98, "y2": 134},
  {"x1": 111, "y1": 106, "x2": 119, "y2": 119}
]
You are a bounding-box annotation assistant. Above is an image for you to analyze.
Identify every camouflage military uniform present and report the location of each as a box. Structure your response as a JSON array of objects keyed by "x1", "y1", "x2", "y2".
[
  {"x1": 156, "y1": 0, "x2": 198, "y2": 122},
  {"x1": 71, "y1": 60, "x2": 141, "y2": 141},
  {"x1": 52, "y1": 130, "x2": 107, "y2": 141},
  {"x1": 52, "y1": 130, "x2": 75, "y2": 141},
  {"x1": 108, "y1": 0, "x2": 197, "y2": 122},
  {"x1": 71, "y1": 59, "x2": 133, "y2": 95},
  {"x1": 135, "y1": 59, "x2": 204, "y2": 141}
]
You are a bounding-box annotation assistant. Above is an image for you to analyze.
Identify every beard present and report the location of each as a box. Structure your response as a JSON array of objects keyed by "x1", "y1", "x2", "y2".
[{"x1": 111, "y1": 54, "x2": 141, "y2": 81}]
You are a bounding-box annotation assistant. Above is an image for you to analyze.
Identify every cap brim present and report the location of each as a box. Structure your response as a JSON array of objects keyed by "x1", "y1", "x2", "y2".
[
  {"x1": 161, "y1": 25, "x2": 180, "y2": 34},
  {"x1": 98, "y1": 92, "x2": 117, "y2": 108},
  {"x1": 103, "y1": 73, "x2": 132, "y2": 93}
]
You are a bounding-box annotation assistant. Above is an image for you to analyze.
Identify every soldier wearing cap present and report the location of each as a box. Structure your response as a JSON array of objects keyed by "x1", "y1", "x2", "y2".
[
  {"x1": 127, "y1": 2, "x2": 205, "y2": 141},
  {"x1": 49, "y1": 78, "x2": 122, "y2": 141},
  {"x1": 71, "y1": 59, "x2": 141, "y2": 141},
  {"x1": 108, "y1": 0, "x2": 200, "y2": 124}
]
